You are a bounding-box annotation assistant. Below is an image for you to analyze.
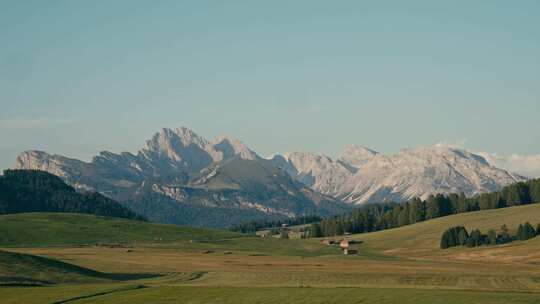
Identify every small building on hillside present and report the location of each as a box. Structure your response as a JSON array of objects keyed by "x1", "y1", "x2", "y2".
[
  {"x1": 279, "y1": 225, "x2": 290, "y2": 239},
  {"x1": 340, "y1": 239, "x2": 349, "y2": 254},
  {"x1": 340, "y1": 238, "x2": 357, "y2": 255}
]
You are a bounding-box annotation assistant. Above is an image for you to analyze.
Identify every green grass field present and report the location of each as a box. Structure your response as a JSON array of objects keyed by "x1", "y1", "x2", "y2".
[
  {"x1": 0, "y1": 213, "x2": 241, "y2": 247},
  {"x1": 2, "y1": 205, "x2": 540, "y2": 303}
]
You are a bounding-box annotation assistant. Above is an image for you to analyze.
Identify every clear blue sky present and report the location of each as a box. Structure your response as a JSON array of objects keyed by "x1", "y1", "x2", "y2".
[{"x1": 1, "y1": 0, "x2": 539, "y2": 169}]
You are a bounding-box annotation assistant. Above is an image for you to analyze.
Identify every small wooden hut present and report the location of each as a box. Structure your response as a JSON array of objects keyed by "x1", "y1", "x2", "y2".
[{"x1": 340, "y1": 239, "x2": 350, "y2": 255}]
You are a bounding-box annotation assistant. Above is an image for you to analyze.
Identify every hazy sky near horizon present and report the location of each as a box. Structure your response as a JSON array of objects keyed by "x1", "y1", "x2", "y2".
[{"x1": 1, "y1": 1, "x2": 539, "y2": 170}]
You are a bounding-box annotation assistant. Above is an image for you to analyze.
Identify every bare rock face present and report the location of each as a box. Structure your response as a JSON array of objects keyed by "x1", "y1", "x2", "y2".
[
  {"x1": 337, "y1": 144, "x2": 378, "y2": 171},
  {"x1": 270, "y1": 152, "x2": 353, "y2": 197},
  {"x1": 212, "y1": 135, "x2": 260, "y2": 161},
  {"x1": 272, "y1": 144, "x2": 525, "y2": 205},
  {"x1": 336, "y1": 145, "x2": 524, "y2": 204}
]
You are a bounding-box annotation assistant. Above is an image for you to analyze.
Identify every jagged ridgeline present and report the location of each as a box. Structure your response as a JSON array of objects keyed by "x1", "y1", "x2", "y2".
[
  {"x1": 12, "y1": 127, "x2": 528, "y2": 228},
  {"x1": 0, "y1": 170, "x2": 145, "y2": 220}
]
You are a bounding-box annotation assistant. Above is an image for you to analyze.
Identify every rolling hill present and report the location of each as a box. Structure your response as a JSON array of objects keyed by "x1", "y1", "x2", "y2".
[
  {"x1": 0, "y1": 213, "x2": 242, "y2": 247},
  {"x1": 0, "y1": 170, "x2": 144, "y2": 220},
  {"x1": 0, "y1": 249, "x2": 154, "y2": 286},
  {"x1": 3, "y1": 206, "x2": 540, "y2": 303},
  {"x1": 350, "y1": 203, "x2": 540, "y2": 261}
]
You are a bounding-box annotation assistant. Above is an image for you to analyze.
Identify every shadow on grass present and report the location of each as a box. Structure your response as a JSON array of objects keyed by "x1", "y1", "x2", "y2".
[{"x1": 1, "y1": 250, "x2": 163, "y2": 286}]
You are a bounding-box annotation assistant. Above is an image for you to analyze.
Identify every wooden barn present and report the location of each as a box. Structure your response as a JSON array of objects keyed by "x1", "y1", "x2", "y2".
[{"x1": 340, "y1": 238, "x2": 357, "y2": 255}]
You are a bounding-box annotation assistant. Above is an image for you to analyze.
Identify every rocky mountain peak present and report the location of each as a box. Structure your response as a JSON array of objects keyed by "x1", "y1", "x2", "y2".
[
  {"x1": 212, "y1": 135, "x2": 260, "y2": 160},
  {"x1": 338, "y1": 144, "x2": 379, "y2": 170},
  {"x1": 338, "y1": 144, "x2": 524, "y2": 204},
  {"x1": 270, "y1": 151, "x2": 353, "y2": 197}
]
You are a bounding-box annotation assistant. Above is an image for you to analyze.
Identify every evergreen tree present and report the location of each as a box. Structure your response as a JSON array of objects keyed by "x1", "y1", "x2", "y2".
[
  {"x1": 519, "y1": 222, "x2": 536, "y2": 240},
  {"x1": 487, "y1": 230, "x2": 497, "y2": 245},
  {"x1": 426, "y1": 195, "x2": 441, "y2": 219},
  {"x1": 457, "y1": 193, "x2": 469, "y2": 213},
  {"x1": 457, "y1": 228, "x2": 469, "y2": 245},
  {"x1": 530, "y1": 181, "x2": 540, "y2": 203},
  {"x1": 440, "y1": 229, "x2": 452, "y2": 249},
  {"x1": 408, "y1": 197, "x2": 425, "y2": 223},
  {"x1": 309, "y1": 223, "x2": 322, "y2": 238},
  {"x1": 397, "y1": 204, "x2": 410, "y2": 226},
  {"x1": 466, "y1": 229, "x2": 483, "y2": 247},
  {"x1": 499, "y1": 224, "x2": 511, "y2": 244},
  {"x1": 516, "y1": 224, "x2": 524, "y2": 240},
  {"x1": 440, "y1": 226, "x2": 468, "y2": 249}
]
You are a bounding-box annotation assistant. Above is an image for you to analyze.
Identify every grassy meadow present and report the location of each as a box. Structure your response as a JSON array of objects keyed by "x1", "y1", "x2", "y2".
[{"x1": 2, "y1": 205, "x2": 540, "y2": 303}]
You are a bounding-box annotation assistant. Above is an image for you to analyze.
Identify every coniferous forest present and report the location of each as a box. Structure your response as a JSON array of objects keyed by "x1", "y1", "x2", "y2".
[
  {"x1": 308, "y1": 179, "x2": 540, "y2": 238},
  {"x1": 440, "y1": 222, "x2": 539, "y2": 249},
  {"x1": 0, "y1": 169, "x2": 145, "y2": 220},
  {"x1": 230, "y1": 215, "x2": 322, "y2": 233}
]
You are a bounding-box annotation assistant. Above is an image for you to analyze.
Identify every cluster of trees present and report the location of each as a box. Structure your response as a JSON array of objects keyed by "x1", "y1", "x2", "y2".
[
  {"x1": 441, "y1": 222, "x2": 540, "y2": 249},
  {"x1": 0, "y1": 170, "x2": 145, "y2": 220},
  {"x1": 230, "y1": 215, "x2": 321, "y2": 233},
  {"x1": 308, "y1": 179, "x2": 540, "y2": 238}
]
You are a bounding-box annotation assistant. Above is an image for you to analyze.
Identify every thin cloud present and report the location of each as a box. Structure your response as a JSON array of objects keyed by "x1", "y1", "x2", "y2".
[
  {"x1": 434, "y1": 139, "x2": 468, "y2": 149},
  {"x1": 0, "y1": 117, "x2": 78, "y2": 129},
  {"x1": 432, "y1": 140, "x2": 540, "y2": 178},
  {"x1": 477, "y1": 152, "x2": 540, "y2": 178}
]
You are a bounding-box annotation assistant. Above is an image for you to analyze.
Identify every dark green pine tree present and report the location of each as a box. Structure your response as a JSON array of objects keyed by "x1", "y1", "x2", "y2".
[
  {"x1": 530, "y1": 180, "x2": 540, "y2": 203},
  {"x1": 426, "y1": 195, "x2": 441, "y2": 220},
  {"x1": 457, "y1": 193, "x2": 469, "y2": 213},
  {"x1": 440, "y1": 229, "x2": 452, "y2": 249},
  {"x1": 309, "y1": 223, "x2": 322, "y2": 238},
  {"x1": 466, "y1": 229, "x2": 482, "y2": 247},
  {"x1": 487, "y1": 230, "x2": 497, "y2": 245},
  {"x1": 499, "y1": 224, "x2": 511, "y2": 244},
  {"x1": 516, "y1": 224, "x2": 524, "y2": 240},
  {"x1": 440, "y1": 226, "x2": 468, "y2": 249},
  {"x1": 408, "y1": 197, "x2": 425, "y2": 224},
  {"x1": 457, "y1": 227, "x2": 469, "y2": 245},
  {"x1": 519, "y1": 222, "x2": 536, "y2": 241}
]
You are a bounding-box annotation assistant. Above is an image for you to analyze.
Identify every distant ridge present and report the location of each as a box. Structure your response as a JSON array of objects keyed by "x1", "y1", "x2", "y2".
[
  {"x1": 271, "y1": 144, "x2": 525, "y2": 204},
  {"x1": 0, "y1": 169, "x2": 144, "y2": 220}
]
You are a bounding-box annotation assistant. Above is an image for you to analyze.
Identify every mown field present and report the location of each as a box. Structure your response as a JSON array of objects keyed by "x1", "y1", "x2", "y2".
[{"x1": 2, "y1": 205, "x2": 540, "y2": 303}]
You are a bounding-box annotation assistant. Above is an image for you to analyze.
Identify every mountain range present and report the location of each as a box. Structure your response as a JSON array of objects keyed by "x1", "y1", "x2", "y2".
[{"x1": 14, "y1": 127, "x2": 525, "y2": 227}]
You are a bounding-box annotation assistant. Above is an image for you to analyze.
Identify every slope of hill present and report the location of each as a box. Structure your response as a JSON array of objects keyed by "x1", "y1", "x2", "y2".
[
  {"x1": 3, "y1": 208, "x2": 540, "y2": 304},
  {"x1": 0, "y1": 170, "x2": 144, "y2": 220},
  {"x1": 351, "y1": 203, "x2": 540, "y2": 261},
  {"x1": 0, "y1": 250, "x2": 151, "y2": 285},
  {"x1": 0, "y1": 213, "x2": 242, "y2": 247}
]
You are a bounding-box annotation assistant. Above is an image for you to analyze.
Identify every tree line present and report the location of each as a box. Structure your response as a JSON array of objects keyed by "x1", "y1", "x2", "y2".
[
  {"x1": 308, "y1": 179, "x2": 540, "y2": 238},
  {"x1": 229, "y1": 215, "x2": 322, "y2": 233},
  {"x1": 0, "y1": 169, "x2": 145, "y2": 220},
  {"x1": 441, "y1": 222, "x2": 540, "y2": 249}
]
